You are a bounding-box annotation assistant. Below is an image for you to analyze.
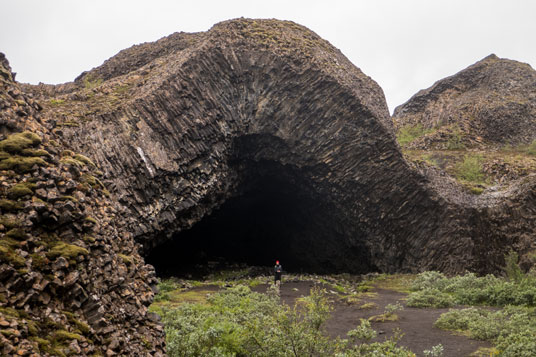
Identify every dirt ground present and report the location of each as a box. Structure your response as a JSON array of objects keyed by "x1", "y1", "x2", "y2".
[{"x1": 253, "y1": 280, "x2": 492, "y2": 357}]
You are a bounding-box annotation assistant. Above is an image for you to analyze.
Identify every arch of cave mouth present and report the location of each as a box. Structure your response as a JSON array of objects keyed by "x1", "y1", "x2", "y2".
[{"x1": 145, "y1": 135, "x2": 372, "y2": 278}]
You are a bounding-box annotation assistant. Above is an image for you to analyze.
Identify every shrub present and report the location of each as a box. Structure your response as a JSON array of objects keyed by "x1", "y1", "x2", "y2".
[
  {"x1": 456, "y1": 154, "x2": 485, "y2": 183},
  {"x1": 158, "y1": 285, "x2": 416, "y2": 356},
  {"x1": 435, "y1": 306, "x2": 536, "y2": 355},
  {"x1": 504, "y1": 250, "x2": 523, "y2": 283},
  {"x1": 406, "y1": 288, "x2": 455, "y2": 308}
]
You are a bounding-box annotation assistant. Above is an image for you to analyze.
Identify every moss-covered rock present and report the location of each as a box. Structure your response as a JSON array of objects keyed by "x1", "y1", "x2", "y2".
[
  {"x1": 0, "y1": 199, "x2": 23, "y2": 212},
  {"x1": 0, "y1": 131, "x2": 42, "y2": 154},
  {"x1": 0, "y1": 156, "x2": 47, "y2": 173},
  {"x1": 5, "y1": 228, "x2": 26, "y2": 240},
  {"x1": 0, "y1": 237, "x2": 25, "y2": 267},
  {"x1": 0, "y1": 215, "x2": 19, "y2": 230},
  {"x1": 7, "y1": 182, "x2": 36, "y2": 199},
  {"x1": 46, "y1": 241, "x2": 88, "y2": 260}
]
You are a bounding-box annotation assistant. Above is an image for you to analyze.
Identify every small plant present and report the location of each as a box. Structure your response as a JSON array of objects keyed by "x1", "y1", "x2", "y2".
[
  {"x1": 384, "y1": 301, "x2": 404, "y2": 315},
  {"x1": 423, "y1": 343, "x2": 444, "y2": 357},
  {"x1": 504, "y1": 249, "x2": 524, "y2": 283}
]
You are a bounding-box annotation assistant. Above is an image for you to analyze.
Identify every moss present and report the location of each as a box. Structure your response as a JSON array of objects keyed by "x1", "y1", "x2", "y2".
[
  {"x1": 1, "y1": 329, "x2": 18, "y2": 337},
  {"x1": 82, "y1": 173, "x2": 97, "y2": 187},
  {"x1": 63, "y1": 311, "x2": 91, "y2": 335},
  {"x1": 84, "y1": 216, "x2": 97, "y2": 224},
  {"x1": 0, "y1": 156, "x2": 47, "y2": 173},
  {"x1": 31, "y1": 253, "x2": 49, "y2": 269},
  {"x1": 49, "y1": 99, "x2": 65, "y2": 105},
  {"x1": 0, "y1": 131, "x2": 42, "y2": 154},
  {"x1": 7, "y1": 182, "x2": 36, "y2": 199},
  {"x1": 60, "y1": 157, "x2": 83, "y2": 167},
  {"x1": 0, "y1": 151, "x2": 9, "y2": 160},
  {"x1": 0, "y1": 215, "x2": 19, "y2": 229},
  {"x1": 48, "y1": 140, "x2": 59, "y2": 147},
  {"x1": 61, "y1": 150, "x2": 74, "y2": 157},
  {"x1": 118, "y1": 253, "x2": 134, "y2": 265},
  {"x1": 83, "y1": 235, "x2": 96, "y2": 243},
  {"x1": 46, "y1": 241, "x2": 88, "y2": 260},
  {"x1": 0, "y1": 307, "x2": 22, "y2": 318},
  {"x1": 21, "y1": 148, "x2": 50, "y2": 157},
  {"x1": 27, "y1": 320, "x2": 39, "y2": 336},
  {"x1": 0, "y1": 239, "x2": 24, "y2": 267},
  {"x1": 53, "y1": 329, "x2": 83, "y2": 342},
  {"x1": 73, "y1": 154, "x2": 95, "y2": 167},
  {"x1": 0, "y1": 199, "x2": 23, "y2": 212},
  {"x1": 6, "y1": 228, "x2": 27, "y2": 241},
  {"x1": 31, "y1": 336, "x2": 51, "y2": 351}
]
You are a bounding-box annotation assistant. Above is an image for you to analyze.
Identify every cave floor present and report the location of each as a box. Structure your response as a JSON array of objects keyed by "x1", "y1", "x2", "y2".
[{"x1": 151, "y1": 271, "x2": 492, "y2": 356}]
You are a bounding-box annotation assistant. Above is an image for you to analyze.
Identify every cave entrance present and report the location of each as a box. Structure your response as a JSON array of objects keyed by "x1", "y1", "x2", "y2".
[{"x1": 145, "y1": 135, "x2": 370, "y2": 278}]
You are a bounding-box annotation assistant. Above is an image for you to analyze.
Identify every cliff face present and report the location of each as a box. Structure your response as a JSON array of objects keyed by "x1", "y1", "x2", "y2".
[
  {"x1": 1, "y1": 18, "x2": 536, "y2": 355},
  {"x1": 0, "y1": 54, "x2": 165, "y2": 355}
]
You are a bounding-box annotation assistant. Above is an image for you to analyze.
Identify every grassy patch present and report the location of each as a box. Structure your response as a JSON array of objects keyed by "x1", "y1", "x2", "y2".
[
  {"x1": 397, "y1": 124, "x2": 433, "y2": 147},
  {"x1": 370, "y1": 274, "x2": 416, "y2": 294},
  {"x1": 456, "y1": 154, "x2": 485, "y2": 183}
]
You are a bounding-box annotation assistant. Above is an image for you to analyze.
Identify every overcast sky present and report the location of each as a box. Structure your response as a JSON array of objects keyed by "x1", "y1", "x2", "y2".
[{"x1": 1, "y1": 0, "x2": 535, "y2": 113}]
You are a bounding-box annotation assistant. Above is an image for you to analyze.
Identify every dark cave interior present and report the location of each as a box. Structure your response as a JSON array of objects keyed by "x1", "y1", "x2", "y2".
[{"x1": 145, "y1": 136, "x2": 372, "y2": 278}]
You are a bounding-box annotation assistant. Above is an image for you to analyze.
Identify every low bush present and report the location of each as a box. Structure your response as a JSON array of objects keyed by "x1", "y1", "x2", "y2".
[
  {"x1": 435, "y1": 306, "x2": 536, "y2": 356},
  {"x1": 408, "y1": 270, "x2": 536, "y2": 308},
  {"x1": 157, "y1": 285, "x2": 416, "y2": 356}
]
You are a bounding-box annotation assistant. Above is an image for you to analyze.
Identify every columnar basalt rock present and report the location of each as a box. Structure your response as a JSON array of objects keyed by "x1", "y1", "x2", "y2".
[{"x1": 1, "y1": 18, "x2": 536, "y2": 355}]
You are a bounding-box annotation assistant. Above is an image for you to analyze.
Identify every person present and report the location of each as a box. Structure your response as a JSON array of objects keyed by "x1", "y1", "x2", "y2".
[{"x1": 274, "y1": 260, "x2": 282, "y2": 287}]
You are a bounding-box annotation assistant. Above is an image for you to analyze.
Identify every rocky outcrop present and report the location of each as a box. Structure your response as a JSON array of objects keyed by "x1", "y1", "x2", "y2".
[
  {"x1": 393, "y1": 54, "x2": 536, "y2": 149},
  {"x1": 1, "y1": 18, "x2": 536, "y2": 355},
  {"x1": 0, "y1": 53, "x2": 164, "y2": 356}
]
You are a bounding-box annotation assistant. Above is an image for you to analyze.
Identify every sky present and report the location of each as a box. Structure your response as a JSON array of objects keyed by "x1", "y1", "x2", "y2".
[{"x1": 1, "y1": 0, "x2": 535, "y2": 113}]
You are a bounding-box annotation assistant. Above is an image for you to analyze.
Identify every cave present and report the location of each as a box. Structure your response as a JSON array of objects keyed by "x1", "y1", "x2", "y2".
[{"x1": 145, "y1": 135, "x2": 373, "y2": 277}]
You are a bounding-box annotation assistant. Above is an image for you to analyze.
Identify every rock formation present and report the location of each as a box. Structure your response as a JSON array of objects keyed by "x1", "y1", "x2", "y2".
[
  {"x1": 1, "y1": 18, "x2": 535, "y2": 355},
  {"x1": 393, "y1": 54, "x2": 536, "y2": 149}
]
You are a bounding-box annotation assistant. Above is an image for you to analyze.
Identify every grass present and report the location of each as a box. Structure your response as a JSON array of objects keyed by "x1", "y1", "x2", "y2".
[
  {"x1": 397, "y1": 124, "x2": 434, "y2": 147},
  {"x1": 456, "y1": 154, "x2": 485, "y2": 183}
]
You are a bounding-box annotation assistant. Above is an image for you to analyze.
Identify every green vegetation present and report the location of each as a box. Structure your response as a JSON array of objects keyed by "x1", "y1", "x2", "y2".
[
  {"x1": 46, "y1": 241, "x2": 88, "y2": 261},
  {"x1": 0, "y1": 131, "x2": 41, "y2": 154},
  {"x1": 0, "y1": 236, "x2": 25, "y2": 267},
  {"x1": 0, "y1": 199, "x2": 23, "y2": 212},
  {"x1": 118, "y1": 253, "x2": 134, "y2": 265},
  {"x1": 435, "y1": 306, "x2": 536, "y2": 356},
  {"x1": 446, "y1": 126, "x2": 465, "y2": 150},
  {"x1": 156, "y1": 285, "x2": 415, "y2": 356},
  {"x1": 455, "y1": 154, "x2": 486, "y2": 187},
  {"x1": 407, "y1": 270, "x2": 536, "y2": 308},
  {"x1": 7, "y1": 181, "x2": 36, "y2": 199},
  {"x1": 396, "y1": 124, "x2": 433, "y2": 147},
  {"x1": 49, "y1": 98, "x2": 65, "y2": 105},
  {"x1": 0, "y1": 156, "x2": 47, "y2": 173},
  {"x1": 83, "y1": 75, "x2": 103, "y2": 90},
  {"x1": 0, "y1": 215, "x2": 19, "y2": 229}
]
